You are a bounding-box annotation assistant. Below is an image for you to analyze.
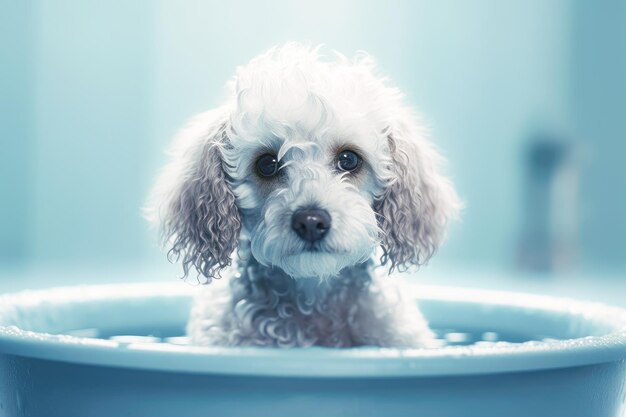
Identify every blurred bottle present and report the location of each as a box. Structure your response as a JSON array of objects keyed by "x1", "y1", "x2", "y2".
[{"x1": 517, "y1": 131, "x2": 581, "y2": 273}]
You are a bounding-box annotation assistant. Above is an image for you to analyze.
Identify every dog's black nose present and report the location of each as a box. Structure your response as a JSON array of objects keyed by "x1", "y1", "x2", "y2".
[{"x1": 291, "y1": 209, "x2": 331, "y2": 243}]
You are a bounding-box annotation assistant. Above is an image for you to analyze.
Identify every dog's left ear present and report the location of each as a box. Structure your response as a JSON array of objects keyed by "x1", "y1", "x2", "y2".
[
  {"x1": 146, "y1": 108, "x2": 241, "y2": 281},
  {"x1": 376, "y1": 109, "x2": 461, "y2": 272}
]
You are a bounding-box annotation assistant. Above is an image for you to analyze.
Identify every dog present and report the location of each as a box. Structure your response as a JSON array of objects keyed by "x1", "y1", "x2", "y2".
[{"x1": 147, "y1": 43, "x2": 460, "y2": 348}]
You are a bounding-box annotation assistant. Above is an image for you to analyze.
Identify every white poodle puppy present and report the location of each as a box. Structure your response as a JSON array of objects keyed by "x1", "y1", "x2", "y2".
[{"x1": 147, "y1": 43, "x2": 460, "y2": 348}]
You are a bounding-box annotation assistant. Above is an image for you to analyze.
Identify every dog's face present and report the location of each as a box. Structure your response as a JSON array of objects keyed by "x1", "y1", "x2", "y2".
[
  {"x1": 224, "y1": 101, "x2": 390, "y2": 278},
  {"x1": 147, "y1": 44, "x2": 460, "y2": 281}
]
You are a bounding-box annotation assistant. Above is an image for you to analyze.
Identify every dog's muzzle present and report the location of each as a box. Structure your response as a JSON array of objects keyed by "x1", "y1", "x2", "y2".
[{"x1": 291, "y1": 209, "x2": 331, "y2": 243}]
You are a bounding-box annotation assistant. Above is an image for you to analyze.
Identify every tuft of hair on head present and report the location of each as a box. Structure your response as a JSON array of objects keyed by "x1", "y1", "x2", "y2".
[{"x1": 145, "y1": 107, "x2": 241, "y2": 283}]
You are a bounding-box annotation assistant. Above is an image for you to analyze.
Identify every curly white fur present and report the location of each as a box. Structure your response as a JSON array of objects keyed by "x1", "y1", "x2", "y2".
[{"x1": 147, "y1": 43, "x2": 460, "y2": 348}]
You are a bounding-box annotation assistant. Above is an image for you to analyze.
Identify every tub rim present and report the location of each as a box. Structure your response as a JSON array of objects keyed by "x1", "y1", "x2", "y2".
[{"x1": 0, "y1": 282, "x2": 624, "y2": 378}]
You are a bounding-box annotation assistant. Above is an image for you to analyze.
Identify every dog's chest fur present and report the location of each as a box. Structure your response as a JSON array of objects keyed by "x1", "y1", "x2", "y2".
[{"x1": 187, "y1": 257, "x2": 435, "y2": 348}]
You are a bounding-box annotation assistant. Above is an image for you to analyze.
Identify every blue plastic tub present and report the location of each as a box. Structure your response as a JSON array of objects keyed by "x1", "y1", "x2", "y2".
[{"x1": 0, "y1": 282, "x2": 624, "y2": 417}]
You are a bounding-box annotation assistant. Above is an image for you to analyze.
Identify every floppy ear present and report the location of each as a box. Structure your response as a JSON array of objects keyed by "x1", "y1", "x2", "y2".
[
  {"x1": 376, "y1": 110, "x2": 460, "y2": 272},
  {"x1": 146, "y1": 108, "x2": 241, "y2": 281}
]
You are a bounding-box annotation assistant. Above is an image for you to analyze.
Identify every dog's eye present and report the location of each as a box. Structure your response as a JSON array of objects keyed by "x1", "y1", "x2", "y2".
[
  {"x1": 337, "y1": 150, "x2": 361, "y2": 172},
  {"x1": 256, "y1": 154, "x2": 279, "y2": 177}
]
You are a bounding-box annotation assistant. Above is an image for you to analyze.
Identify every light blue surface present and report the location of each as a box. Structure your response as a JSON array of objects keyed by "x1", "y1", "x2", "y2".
[
  {"x1": 2, "y1": 1, "x2": 626, "y2": 274},
  {"x1": 0, "y1": 282, "x2": 624, "y2": 416}
]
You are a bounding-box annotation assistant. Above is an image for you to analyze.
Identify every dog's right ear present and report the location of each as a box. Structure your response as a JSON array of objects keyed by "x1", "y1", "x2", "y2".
[{"x1": 145, "y1": 108, "x2": 241, "y2": 282}]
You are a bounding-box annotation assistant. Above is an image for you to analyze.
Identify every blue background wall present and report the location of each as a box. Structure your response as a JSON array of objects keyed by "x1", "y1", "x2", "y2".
[{"x1": 1, "y1": 0, "x2": 624, "y2": 280}]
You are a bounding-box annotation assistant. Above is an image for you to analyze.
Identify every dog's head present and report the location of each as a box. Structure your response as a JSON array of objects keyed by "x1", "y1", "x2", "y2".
[{"x1": 147, "y1": 44, "x2": 460, "y2": 280}]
